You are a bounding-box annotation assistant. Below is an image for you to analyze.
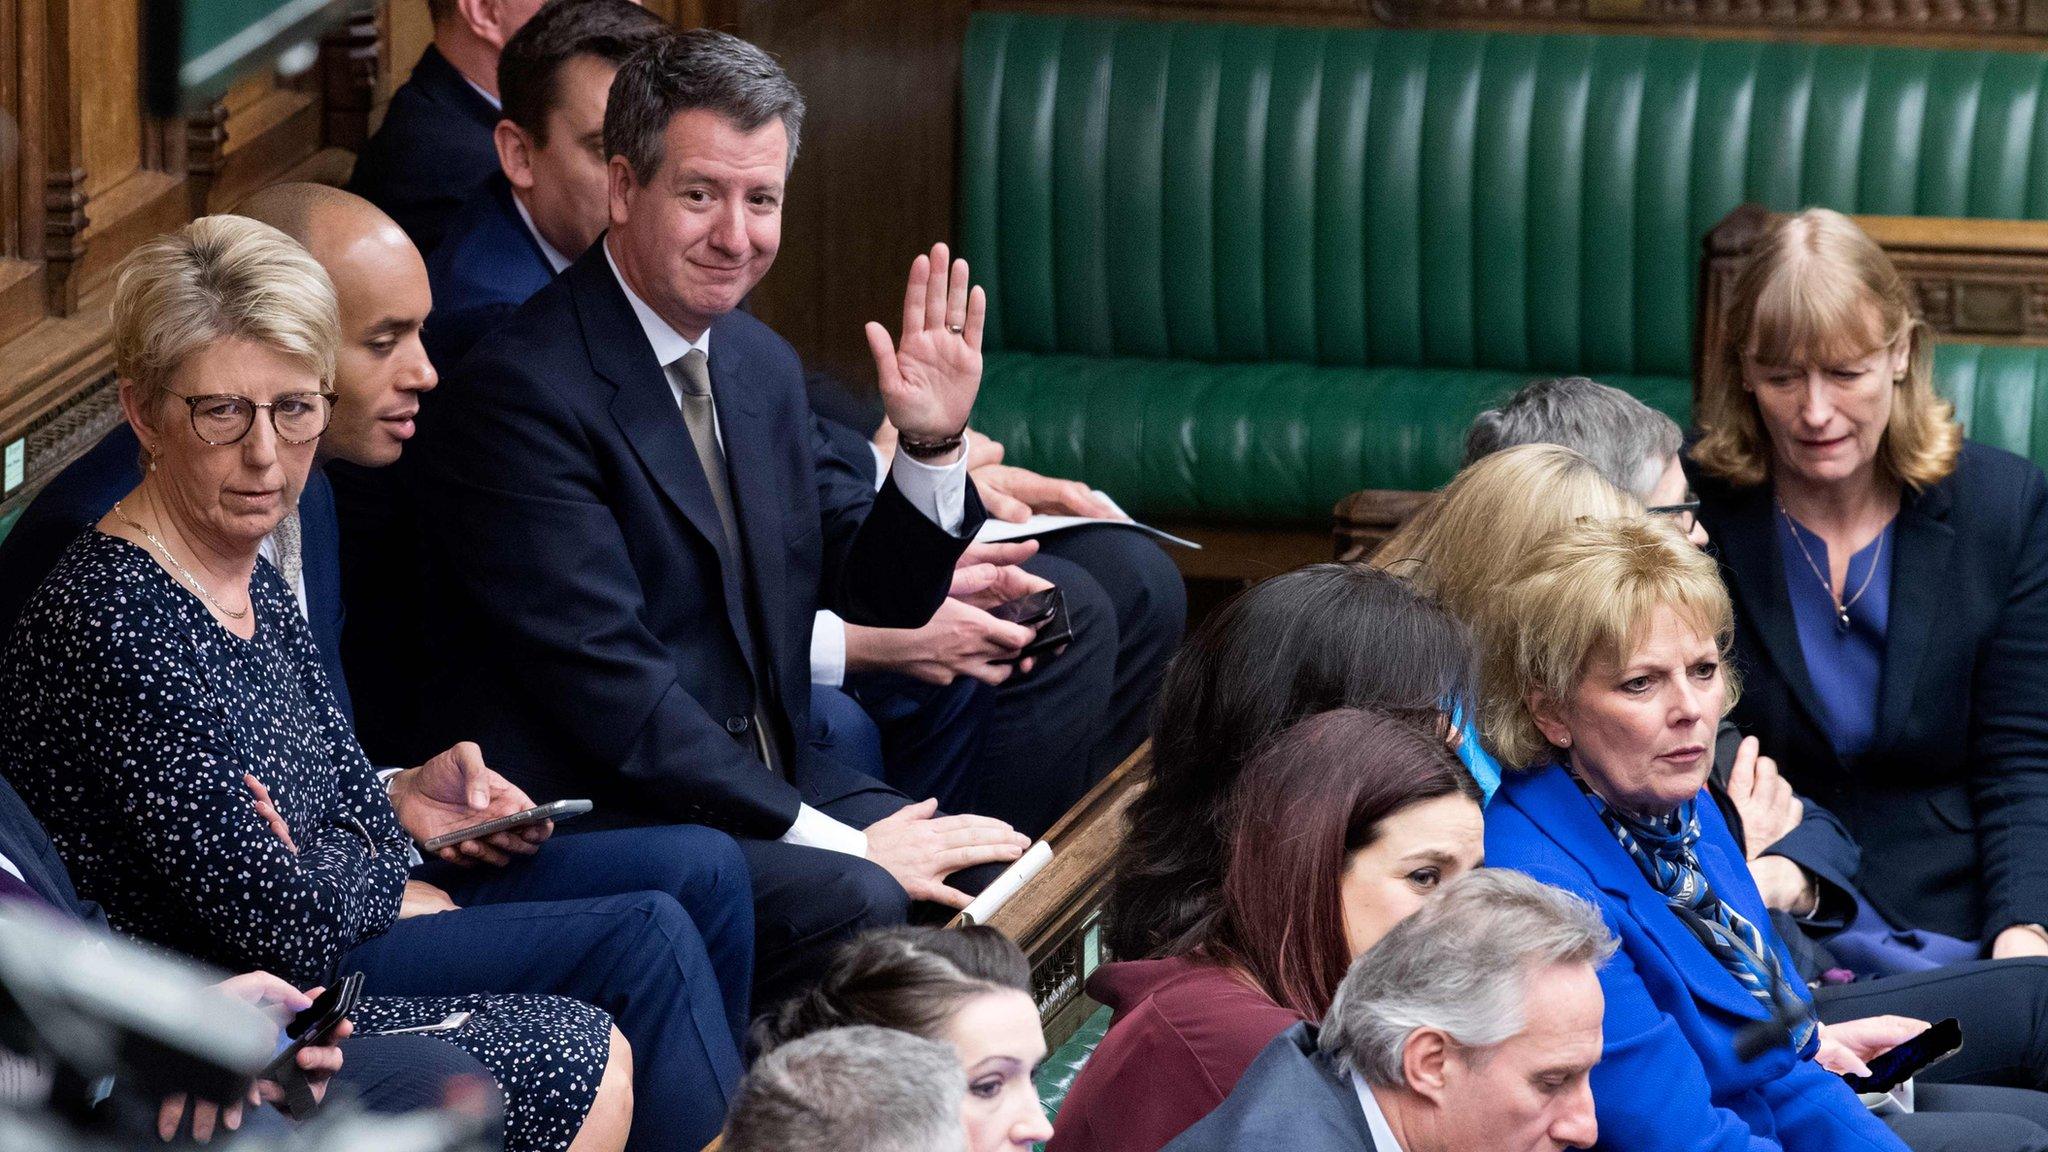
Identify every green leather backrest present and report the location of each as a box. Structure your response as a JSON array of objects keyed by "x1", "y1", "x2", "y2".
[{"x1": 962, "y1": 15, "x2": 2048, "y2": 380}]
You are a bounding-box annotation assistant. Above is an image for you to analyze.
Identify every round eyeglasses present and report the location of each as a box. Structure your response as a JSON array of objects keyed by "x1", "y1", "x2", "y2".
[{"x1": 175, "y1": 391, "x2": 337, "y2": 446}]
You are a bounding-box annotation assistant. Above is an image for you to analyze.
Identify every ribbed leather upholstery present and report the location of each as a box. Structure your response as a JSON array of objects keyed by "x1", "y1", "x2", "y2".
[
  {"x1": 961, "y1": 13, "x2": 2048, "y2": 522},
  {"x1": 1034, "y1": 1003, "x2": 1111, "y2": 1123}
]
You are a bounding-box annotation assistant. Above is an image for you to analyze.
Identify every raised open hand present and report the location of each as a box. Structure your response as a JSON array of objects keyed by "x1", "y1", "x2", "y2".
[{"x1": 865, "y1": 243, "x2": 987, "y2": 448}]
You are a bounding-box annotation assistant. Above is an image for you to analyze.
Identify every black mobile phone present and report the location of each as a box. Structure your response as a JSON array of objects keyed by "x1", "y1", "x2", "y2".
[
  {"x1": 422, "y1": 799, "x2": 595, "y2": 852},
  {"x1": 988, "y1": 587, "x2": 1059, "y2": 627},
  {"x1": 996, "y1": 588, "x2": 1071, "y2": 666},
  {"x1": 263, "y1": 971, "x2": 361, "y2": 1079},
  {"x1": 1841, "y1": 1017, "x2": 1963, "y2": 1094}
]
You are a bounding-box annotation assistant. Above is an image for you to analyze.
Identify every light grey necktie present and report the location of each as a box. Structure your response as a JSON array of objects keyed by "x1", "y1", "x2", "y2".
[
  {"x1": 673, "y1": 350, "x2": 739, "y2": 553},
  {"x1": 672, "y1": 348, "x2": 784, "y2": 775}
]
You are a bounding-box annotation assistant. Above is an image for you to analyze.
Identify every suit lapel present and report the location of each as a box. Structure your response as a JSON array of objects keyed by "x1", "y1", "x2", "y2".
[
  {"x1": 1510, "y1": 768, "x2": 1776, "y2": 1022},
  {"x1": 1871, "y1": 481, "x2": 1955, "y2": 754},
  {"x1": 1714, "y1": 485, "x2": 1835, "y2": 748},
  {"x1": 573, "y1": 252, "x2": 757, "y2": 670}
]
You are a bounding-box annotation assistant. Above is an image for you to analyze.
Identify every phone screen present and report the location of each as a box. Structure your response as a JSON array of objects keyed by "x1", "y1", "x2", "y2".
[{"x1": 1841, "y1": 1018, "x2": 1962, "y2": 1094}]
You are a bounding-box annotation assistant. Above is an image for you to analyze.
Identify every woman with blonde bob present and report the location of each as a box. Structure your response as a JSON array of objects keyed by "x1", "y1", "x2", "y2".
[
  {"x1": 1479, "y1": 518, "x2": 2048, "y2": 1152},
  {"x1": 1692, "y1": 207, "x2": 2048, "y2": 960}
]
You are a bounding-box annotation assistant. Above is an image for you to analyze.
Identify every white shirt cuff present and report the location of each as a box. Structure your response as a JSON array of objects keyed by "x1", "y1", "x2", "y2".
[
  {"x1": 888, "y1": 451, "x2": 970, "y2": 536},
  {"x1": 867, "y1": 443, "x2": 890, "y2": 490},
  {"x1": 810, "y1": 611, "x2": 848, "y2": 687},
  {"x1": 780, "y1": 803, "x2": 869, "y2": 858}
]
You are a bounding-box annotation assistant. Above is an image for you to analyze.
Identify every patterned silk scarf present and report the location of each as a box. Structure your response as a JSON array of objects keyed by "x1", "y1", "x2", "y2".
[{"x1": 1577, "y1": 778, "x2": 1818, "y2": 1052}]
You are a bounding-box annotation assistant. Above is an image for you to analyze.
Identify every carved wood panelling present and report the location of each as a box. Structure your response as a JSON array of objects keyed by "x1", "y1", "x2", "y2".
[{"x1": 0, "y1": 0, "x2": 383, "y2": 518}]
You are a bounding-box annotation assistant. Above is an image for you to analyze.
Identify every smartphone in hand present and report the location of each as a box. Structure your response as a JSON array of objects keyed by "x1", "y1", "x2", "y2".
[{"x1": 422, "y1": 799, "x2": 594, "y2": 852}]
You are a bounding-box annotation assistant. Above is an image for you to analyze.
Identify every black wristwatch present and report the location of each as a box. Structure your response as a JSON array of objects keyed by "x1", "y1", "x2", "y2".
[{"x1": 898, "y1": 426, "x2": 968, "y2": 460}]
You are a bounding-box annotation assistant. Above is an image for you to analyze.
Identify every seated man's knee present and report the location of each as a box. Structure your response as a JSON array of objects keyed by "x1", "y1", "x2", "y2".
[{"x1": 825, "y1": 857, "x2": 911, "y2": 934}]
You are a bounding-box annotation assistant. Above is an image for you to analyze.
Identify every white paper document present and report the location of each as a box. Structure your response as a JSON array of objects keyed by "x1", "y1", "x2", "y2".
[{"x1": 972, "y1": 491, "x2": 1202, "y2": 550}]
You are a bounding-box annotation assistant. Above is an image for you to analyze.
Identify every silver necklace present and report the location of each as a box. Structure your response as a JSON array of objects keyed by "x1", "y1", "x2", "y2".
[
  {"x1": 110, "y1": 499, "x2": 250, "y2": 621},
  {"x1": 1776, "y1": 498, "x2": 1882, "y2": 634}
]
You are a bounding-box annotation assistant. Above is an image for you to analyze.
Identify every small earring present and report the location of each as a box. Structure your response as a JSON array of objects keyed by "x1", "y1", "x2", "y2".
[
  {"x1": 1557, "y1": 735, "x2": 1572, "y2": 748},
  {"x1": 148, "y1": 453, "x2": 157, "y2": 473}
]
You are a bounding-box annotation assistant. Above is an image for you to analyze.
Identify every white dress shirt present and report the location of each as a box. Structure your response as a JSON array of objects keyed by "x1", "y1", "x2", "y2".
[
  {"x1": 512, "y1": 194, "x2": 573, "y2": 274},
  {"x1": 602, "y1": 241, "x2": 969, "y2": 857},
  {"x1": 1352, "y1": 1072, "x2": 1408, "y2": 1152},
  {"x1": 0, "y1": 847, "x2": 24, "y2": 885}
]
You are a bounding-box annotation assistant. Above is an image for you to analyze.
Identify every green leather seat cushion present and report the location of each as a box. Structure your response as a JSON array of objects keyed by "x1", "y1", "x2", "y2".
[
  {"x1": 976, "y1": 352, "x2": 1689, "y2": 523},
  {"x1": 961, "y1": 12, "x2": 2048, "y2": 525},
  {"x1": 976, "y1": 344, "x2": 2048, "y2": 525},
  {"x1": 1035, "y1": 1002, "x2": 1111, "y2": 1126}
]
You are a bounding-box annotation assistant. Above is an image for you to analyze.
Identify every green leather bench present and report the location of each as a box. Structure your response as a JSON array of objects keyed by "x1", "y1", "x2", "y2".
[{"x1": 960, "y1": 14, "x2": 2048, "y2": 535}]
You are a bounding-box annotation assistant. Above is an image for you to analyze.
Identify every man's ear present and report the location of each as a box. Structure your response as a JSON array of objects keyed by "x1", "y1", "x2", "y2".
[
  {"x1": 455, "y1": 0, "x2": 517, "y2": 48},
  {"x1": 495, "y1": 120, "x2": 535, "y2": 189},
  {"x1": 607, "y1": 155, "x2": 635, "y2": 228},
  {"x1": 1528, "y1": 687, "x2": 1574, "y2": 750},
  {"x1": 1400, "y1": 1029, "x2": 1453, "y2": 1107}
]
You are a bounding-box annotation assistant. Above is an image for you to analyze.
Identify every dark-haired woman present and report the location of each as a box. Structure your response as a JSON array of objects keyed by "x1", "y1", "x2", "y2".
[
  {"x1": 753, "y1": 925, "x2": 1052, "y2": 1151},
  {"x1": 1051, "y1": 707, "x2": 1484, "y2": 1152},
  {"x1": 1104, "y1": 562, "x2": 1475, "y2": 964}
]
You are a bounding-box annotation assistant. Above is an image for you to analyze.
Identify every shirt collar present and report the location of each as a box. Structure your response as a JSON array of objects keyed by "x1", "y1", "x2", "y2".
[
  {"x1": 603, "y1": 238, "x2": 711, "y2": 366},
  {"x1": 462, "y1": 74, "x2": 501, "y2": 111},
  {"x1": 1351, "y1": 1071, "x2": 1408, "y2": 1152},
  {"x1": 511, "y1": 193, "x2": 573, "y2": 274}
]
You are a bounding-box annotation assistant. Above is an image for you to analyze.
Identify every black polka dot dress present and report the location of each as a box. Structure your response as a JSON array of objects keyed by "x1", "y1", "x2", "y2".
[{"x1": 1, "y1": 531, "x2": 608, "y2": 1151}]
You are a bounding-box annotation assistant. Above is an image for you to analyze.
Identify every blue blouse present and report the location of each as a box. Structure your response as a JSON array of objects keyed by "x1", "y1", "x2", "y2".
[{"x1": 1775, "y1": 510, "x2": 1895, "y2": 765}]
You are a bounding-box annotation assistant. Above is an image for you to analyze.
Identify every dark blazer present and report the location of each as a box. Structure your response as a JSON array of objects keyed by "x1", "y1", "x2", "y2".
[
  {"x1": 1694, "y1": 440, "x2": 2048, "y2": 942},
  {"x1": 422, "y1": 174, "x2": 557, "y2": 371},
  {"x1": 0, "y1": 771, "x2": 103, "y2": 926},
  {"x1": 1487, "y1": 765, "x2": 1906, "y2": 1152},
  {"x1": 1159, "y1": 1023, "x2": 1377, "y2": 1152},
  {"x1": 346, "y1": 45, "x2": 501, "y2": 257},
  {"x1": 409, "y1": 240, "x2": 983, "y2": 838},
  {"x1": 0, "y1": 424, "x2": 353, "y2": 722}
]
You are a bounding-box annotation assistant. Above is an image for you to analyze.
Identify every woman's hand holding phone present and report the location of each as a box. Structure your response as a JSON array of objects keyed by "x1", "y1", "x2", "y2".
[
  {"x1": 159, "y1": 972, "x2": 350, "y2": 1141},
  {"x1": 389, "y1": 742, "x2": 551, "y2": 867}
]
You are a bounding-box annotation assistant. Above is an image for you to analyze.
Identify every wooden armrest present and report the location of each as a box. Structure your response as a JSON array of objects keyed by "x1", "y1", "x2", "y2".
[
  {"x1": 951, "y1": 741, "x2": 1149, "y2": 1045},
  {"x1": 1332, "y1": 488, "x2": 1437, "y2": 564},
  {"x1": 1698, "y1": 203, "x2": 2048, "y2": 399}
]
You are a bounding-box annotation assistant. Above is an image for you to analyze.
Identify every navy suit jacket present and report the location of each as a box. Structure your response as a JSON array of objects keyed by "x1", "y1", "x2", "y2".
[
  {"x1": 1161, "y1": 1023, "x2": 1377, "y2": 1152},
  {"x1": 409, "y1": 240, "x2": 984, "y2": 837},
  {"x1": 0, "y1": 771, "x2": 103, "y2": 926},
  {"x1": 0, "y1": 424, "x2": 353, "y2": 722},
  {"x1": 346, "y1": 45, "x2": 501, "y2": 257},
  {"x1": 1486, "y1": 765, "x2": 1904, "y2": 1152},
  {"x1": 423, "y1": 174, "x2": 556, "y2": 371},
  {"x1": 1695, "y1": 440, "x2": 2048, "y2": 942}
]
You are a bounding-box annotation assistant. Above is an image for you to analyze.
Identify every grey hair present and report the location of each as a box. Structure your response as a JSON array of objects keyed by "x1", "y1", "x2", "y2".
[
  {"x1": 723, "y1": 1026, "x2": 966, "y2": 1152},
  {"x1": 1321, "y1": 869, "x2": 1616, "y2": 1086},
  {"x1": 1463, "y1": 376, "x2": 1683, "y2": 499},
  {"x1": 603, "y1": 29, "x2": 805, "y2": 183}
]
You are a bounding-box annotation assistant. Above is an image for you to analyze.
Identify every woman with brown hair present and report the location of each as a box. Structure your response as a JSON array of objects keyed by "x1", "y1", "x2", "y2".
[
  {"x1": 1048, "y1": 706, "x2": 1484, "y2": 1152},
  {"x1": 1692, "y1": 207, "x2": 2048, "y2": 960}
]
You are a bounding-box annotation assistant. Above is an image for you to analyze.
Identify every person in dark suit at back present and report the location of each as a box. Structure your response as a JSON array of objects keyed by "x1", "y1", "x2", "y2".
[
  {"x1": 407, "y1": 30, "x2": 1033, "y2": 1006},
  {"x1": 1165, "y1": 869, "x2": 1611, "y2": 1152},
  {"x1": 423, "y1": 0, "x2": 667, "y2": 372},
  {"x1": 349, "y1": 0, "x2": 549, "y2": 256}
]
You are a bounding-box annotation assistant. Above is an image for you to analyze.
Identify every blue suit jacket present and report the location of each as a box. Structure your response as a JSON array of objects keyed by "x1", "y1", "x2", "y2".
[
  {"x1": 408, "y1": 240, "x2": 984, "y2": 837},
  {"x1": 1486, "y1": 766, "x2": 1903, "y2": 1152},
  {"x1": 1695, "y1": 440, "x2": 2048, "y2": 942},
  {"x1": 0, "y1": 424, "x2": 353, "y2": 722},
  {"x1": 346, "y1": 45, "x2": 501, "y2": 257},
  {"x1": 1161, "y1": 1023, "x2": 1377, "y2": 1152},
  {"x1": 423, "y1": 174, "x2": 557, "y2": 372}
]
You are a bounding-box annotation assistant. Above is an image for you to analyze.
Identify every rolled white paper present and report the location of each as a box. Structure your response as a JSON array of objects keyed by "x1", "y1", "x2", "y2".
[{"x1": 958, "y1": 840, "x2": 1055, "y2": 926}]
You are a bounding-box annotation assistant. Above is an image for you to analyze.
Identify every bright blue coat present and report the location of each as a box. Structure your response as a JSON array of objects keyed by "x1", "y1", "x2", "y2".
[{"x1": 1485, "y1": 764, "x2": 1906, "y2": 1152}]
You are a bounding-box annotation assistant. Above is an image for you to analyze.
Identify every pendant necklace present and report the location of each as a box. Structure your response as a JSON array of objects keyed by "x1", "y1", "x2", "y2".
[
  {"x1": 110, "y1": 499, "x2": 251, "y2": 621},
  {"x1": 1777, "y1": 498, "x2": 1882, "y2": 634}
]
